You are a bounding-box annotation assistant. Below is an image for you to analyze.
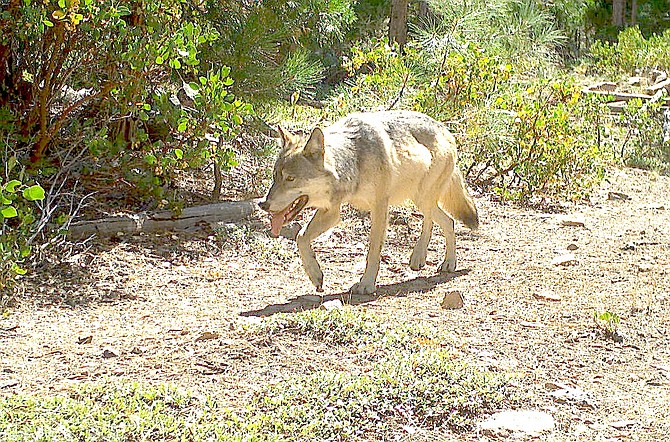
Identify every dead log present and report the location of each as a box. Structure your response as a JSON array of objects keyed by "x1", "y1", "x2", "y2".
[
  {"x1": 647, "y1": 78, "x2": 670, "y2": 94},
  {"x1": 582, "y1": 88, "x2": 670, "y2": 106},
  {"x1": 68, "y1": 200, "x2": 262, "y2": 238}
]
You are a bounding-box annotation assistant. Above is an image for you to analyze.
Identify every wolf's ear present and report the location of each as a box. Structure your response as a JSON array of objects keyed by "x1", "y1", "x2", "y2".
[
  {"x1": 276, "y1": 125, "x2": 291, "y2": 149},
  {"x1": 303, "y1": 127, "x2": 324, "y2": 163}
]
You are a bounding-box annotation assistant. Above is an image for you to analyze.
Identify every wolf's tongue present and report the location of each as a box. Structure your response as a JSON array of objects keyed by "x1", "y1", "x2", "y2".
[{"x1": 270, "y1": 210, "x2": 288, "y2": 237}]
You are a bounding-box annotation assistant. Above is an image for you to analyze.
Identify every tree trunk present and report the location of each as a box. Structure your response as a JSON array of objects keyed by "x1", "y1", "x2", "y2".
[
  {"x1": 612, "y1": 0, "x2": 626, "y2": 27},
  {"x1": 389, "y1": 0, "x2": 410, "y2": 49},
  {"x1": 418, "y1": 1, "x2": 430, "y2": 18},
  {"x1": 630, "y1": 0, "x2": 637, "y2": 26}
]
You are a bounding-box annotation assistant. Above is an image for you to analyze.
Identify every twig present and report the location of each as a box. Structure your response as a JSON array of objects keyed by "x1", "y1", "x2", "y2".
[{"x1": 387, "y1": 71, "x2": 410, "y2": 111}]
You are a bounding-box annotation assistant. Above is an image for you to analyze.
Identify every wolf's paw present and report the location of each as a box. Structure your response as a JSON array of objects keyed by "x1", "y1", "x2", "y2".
[
  {"x1": 409, "y1": 249, "x2": 427, "y2": 271},
  {"x1": 302, "y1": 262, "x2": 324, "y2": 290},
  {"x1": 308, "y1": 270, "x2": 324, "y2": 291},
  {"x1": 439, "y1": 258, "x2": 457, "y2": 273},
  {"x1": 350, "y1": 281, "x2": 376, "y2": 295}
]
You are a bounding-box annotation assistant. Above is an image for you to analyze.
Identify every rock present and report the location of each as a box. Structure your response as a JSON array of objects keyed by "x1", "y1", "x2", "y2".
[
  {"x1": 0, "y1": 379, "x2": 19, "y2": 389},
  {"x1": 441, "y1": 290, "x2": 464, "y2": 309},
  {"x1": 552, "y1": 254, "x2": 578, "y2": 266},
  {"x1": 479, "y1": 410, "x2": 555, "y2": 437},
  {"x1": 320, "y1": 299, "x2": 344, "y2": 311},
  {"x1": 102, "y1": 349, "x2": 118, "y2": 359},
  {"x1": 130, "y1": 347, "x2": 145, "y2": 355},
  {"x1": 567, "y1": 243, "x2": 579, "y2": 251},
  {"x1": 646, "y1": 204, "x2": 666, "y2": 210},
  {"x1": 627, "y1": 76, "x2": 642, "y2": 86},
  {"x1": 300, "y1": 295, "x2": 323, "y2": 303},
  {"x1": 585, "y1": 81, "x2": 618, "y2": 92},
  {"x1": 534, "y1": 291, "x2": 562, "y2": 302}
]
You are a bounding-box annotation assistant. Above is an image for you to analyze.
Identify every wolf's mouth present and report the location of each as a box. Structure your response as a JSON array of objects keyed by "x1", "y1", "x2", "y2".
[{"x1": 269, "y1": 195, "x2": 309, "y2": 236}]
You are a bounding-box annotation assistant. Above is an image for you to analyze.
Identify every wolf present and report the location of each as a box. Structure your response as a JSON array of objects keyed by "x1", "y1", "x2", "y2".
[{"x1": 259, "y1": 110, "x2": 479, "y2": 295}]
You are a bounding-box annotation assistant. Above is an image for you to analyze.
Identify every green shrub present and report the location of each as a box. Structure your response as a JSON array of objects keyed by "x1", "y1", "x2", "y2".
[
  {"x1": 338, "y1": 35, "x2": 607, "y2": 202},
  {"x1": 589, "y1": 27, "x2": 670, "y2": 76},
  {"x1": 0, "y1": 161, "x2": 45, "y2": 300},
  {"x1": 617, "y1": 98, "x2": 670, "y2": 174},
  {"x1": 0, "y1": 1, "x2": 252, "y2": 207},
  {"x1": 462, "y1": 81, "x2": 609, "y2": 201}
]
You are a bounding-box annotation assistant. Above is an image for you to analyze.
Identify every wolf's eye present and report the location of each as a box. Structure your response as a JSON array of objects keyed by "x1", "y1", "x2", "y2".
[{"x1": 285, "y1": 176, "x2": 295, "y2": 182}]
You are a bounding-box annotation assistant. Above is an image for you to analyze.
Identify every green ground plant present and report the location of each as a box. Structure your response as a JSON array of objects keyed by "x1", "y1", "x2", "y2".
[{"x1": 0, "y1": 308, "x2": 511, "y2": 440}]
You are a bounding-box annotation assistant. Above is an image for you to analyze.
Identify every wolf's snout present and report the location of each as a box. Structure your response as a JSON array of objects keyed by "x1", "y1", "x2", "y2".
[{"x1": 258, "y1": 199, "x2": 270, "y2": 212}]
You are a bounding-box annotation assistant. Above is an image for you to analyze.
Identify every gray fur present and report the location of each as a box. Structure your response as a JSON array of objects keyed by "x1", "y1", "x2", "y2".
[{"x1": 260, "y1": 111, "x2": 478, "y2": 294}]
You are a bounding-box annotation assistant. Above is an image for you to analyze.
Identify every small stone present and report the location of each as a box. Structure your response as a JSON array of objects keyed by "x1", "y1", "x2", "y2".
[
  {"x1": 102, "y1": 349, "x2": 118, "y2": 359},
  {"x1": 567, "y1": 243, "x2": 579, "y2": 251},
  {"x1": 441, "y1": 290, "x2": 464, "y2": 309},
  {"x1": 320, "y1": 299, "x2": 344, "y2": 311},
  {"x1": 479, "y1": 410, "x2": 555, "y2": 436},
  {"x1": 552, "y1": 254, "x2": 578, "y2": 266}
]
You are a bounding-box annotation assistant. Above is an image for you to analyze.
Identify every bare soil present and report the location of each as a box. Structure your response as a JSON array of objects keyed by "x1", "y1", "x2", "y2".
[{"x1": 1, "y1": 168, "x2": 669, "y2": 441}]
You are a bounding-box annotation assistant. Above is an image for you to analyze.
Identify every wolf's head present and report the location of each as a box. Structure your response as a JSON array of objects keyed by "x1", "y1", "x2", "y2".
[{"x1": 259, "y1": 126, "x2": 335, "y2": 236}]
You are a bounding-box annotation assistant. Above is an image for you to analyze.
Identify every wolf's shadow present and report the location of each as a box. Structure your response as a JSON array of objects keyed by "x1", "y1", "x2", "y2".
[{"x1": 239, "y1": 269, "x2": 469, "y2": 317}]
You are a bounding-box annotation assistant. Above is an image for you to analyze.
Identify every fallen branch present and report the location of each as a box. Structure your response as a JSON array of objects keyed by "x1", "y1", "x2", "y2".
[{"x1": 67, "y1": 200, "x2": 261, "y2": 238}]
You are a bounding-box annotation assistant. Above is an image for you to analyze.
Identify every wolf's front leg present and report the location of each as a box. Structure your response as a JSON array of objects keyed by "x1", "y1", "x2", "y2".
[
  {"x1": 351, "y1": 202, "x2": 389, "y2": 295},
  {"x1": 296, "y1": 207, "x2": 341, "y2": 291}
]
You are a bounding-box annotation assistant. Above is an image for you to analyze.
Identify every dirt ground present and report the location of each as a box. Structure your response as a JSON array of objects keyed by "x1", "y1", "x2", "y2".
[{"x1": 1, "y1": 167, "x2": 669, "y2": 441}]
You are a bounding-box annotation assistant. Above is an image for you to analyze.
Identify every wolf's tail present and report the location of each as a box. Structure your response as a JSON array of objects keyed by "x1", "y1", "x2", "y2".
[{"x1": 440, "y1": 168, "x2": 479, "y2": 230}]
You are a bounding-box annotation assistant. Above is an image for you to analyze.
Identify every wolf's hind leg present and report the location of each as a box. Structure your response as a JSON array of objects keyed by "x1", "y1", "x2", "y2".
[
  {"x1": 297, "y1": 208, "x2": 341, "y2": 291},
  {"x1": 431, "y1": 206, "x2": 456, "y2": 273},
  {"x1": 409, "y1": 209, "x2": 433, "y2": 271}
]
